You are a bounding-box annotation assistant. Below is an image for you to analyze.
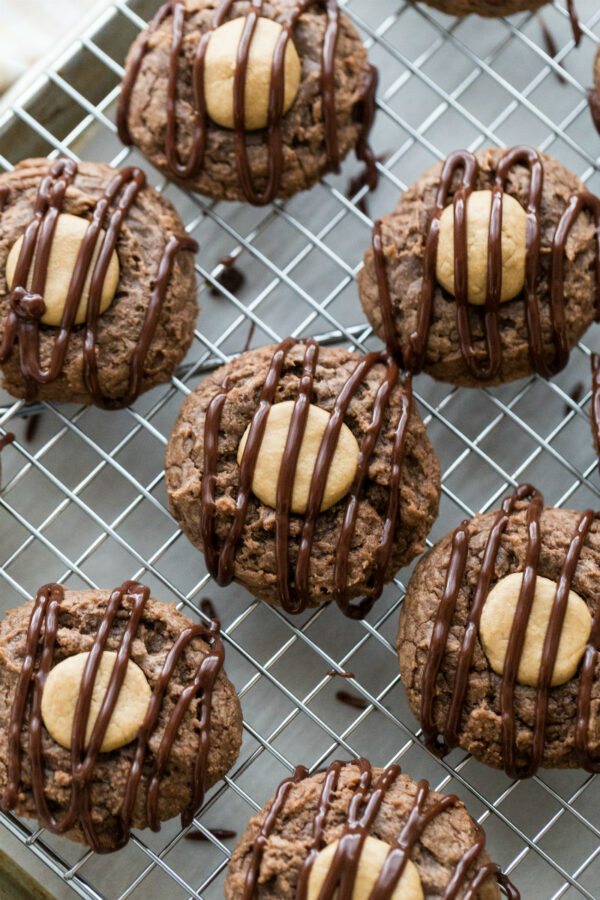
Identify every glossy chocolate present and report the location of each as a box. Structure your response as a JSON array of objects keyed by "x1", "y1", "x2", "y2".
[
  {"x1": 117, "y1": 0, "x2": 378, "y2": 205},
  {"x1": 0, "y1": 159, "x2": 197, "y2": 408},
  {"x1": 240, "y1": 758, "x2": 520, "y2": 898},
  {"x1": 372, "y1": 146, "x2": 600, "y2": 381}
]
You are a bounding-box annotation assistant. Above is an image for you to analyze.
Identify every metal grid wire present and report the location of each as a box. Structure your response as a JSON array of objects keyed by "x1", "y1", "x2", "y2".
[{"x1": 1, "y1": 0, "x2": 600, "y2": 897}]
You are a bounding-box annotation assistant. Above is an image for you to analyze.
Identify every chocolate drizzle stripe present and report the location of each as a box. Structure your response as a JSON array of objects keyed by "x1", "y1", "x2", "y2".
[
  {"x1": 526, "y1": 510, "x2": 596, "y2": 777},
  {"x1": 592, "y1": 353, "x2": 600, "y2": 474},
  {"x1": 499, "y1": 491, "x2": 543, "y2": 778},
  {"x1": 201, "y1": 339, "x2": 412, "y2": 618},
  {"x1": 419, "y1": 483, "x2": 600, "y2": 777},
  {"x1": 0, "y1": 160, "x2": 197, "y2": 408},
  {"x1": 275, "y1": 339, "x2": 319, "y2": 613},
  {"x1": 372, "y1": 145, "x2": 600, "y2": 381},
  {"x1": 1, "y1": 582, "x2": 224, "y2": 853},
  {"x1": 117, "y1": 0, "x2": 378, "y2": 205},
  {"x1": 240, "y1": 759, "x2": 519, "y2": 899},
  {"x1": 566, "y1": 0, "x2": 582, "y2": 46},
  {"x1": 420, "y1": 517, "x2": 470, "y2": 753}
]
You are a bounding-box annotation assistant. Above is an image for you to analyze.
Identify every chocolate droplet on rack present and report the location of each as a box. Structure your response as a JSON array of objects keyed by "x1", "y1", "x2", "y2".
[
  {"x1": 25, "y1": 413, "x2": 41, "y2": 443},
  {"x1": 588, "y1": 89, "x2": 600, "y2": 137},
  {"x1": 0, "y1": 581, "x2": 225, "y2": 853},
  {"x1": 538, "y1": 16, "x2": 566, "y2": 85},
  {"x1": 117, "y1": 0, "x2": 379, "y2": 206},
  {"x1": 200, "y1": 597, "x2": 218, "y2": 620},
  {"x1": 185, "y1": 827, "x2": 237, "y2": 841},
  {"x1": 335, "y1": 690, "x2": 367, "y2": 710},
  {"x1": 201, "y1": 339, "x2": 413, "y2": 619},
  {"x1": 566, "y1": 0, "x2": 582, "y2": 46},
  {"x1": 0, "y1": 159, "x2": 197, "y2": 409}
]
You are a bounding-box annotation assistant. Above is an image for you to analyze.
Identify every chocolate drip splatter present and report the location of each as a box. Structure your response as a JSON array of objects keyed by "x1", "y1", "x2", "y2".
[
  {"x1": 186, "y1": 826, "x2": 236, "y2": 841},
  {"x1": 209, "y1": 256, "x2": 246, "y2": 297},
  {"x1": 588, "y1": 89, "x2": 600, "y2": 137},
  {"x1": 0, "y1": 581, "x2": 224, "y2": 853},
  {"x1": 242, "y1": 320, "x2": 256, "y2": 353},
  {"x1": 420, "y1": 484, "x2": 600, "y2": 778},
  {"x1": 0, "y1": 160, "x2": 197, "y2": 409},
  {"x1": 200, "y1": 597, "x2": 218, "y2": 619},
  {"x1": 372, "y1": 145, "x2": 600, "y2": 381},
  {"x1": 241, "y1": 759, "x2": 519, "y2": 899},
  {"x1": 117, "y1": 0, "x2": 378, "y2": 206},
  {"x1": 335, "y1": 690, "x2": 367, "y2": 710},
  {"x1": 200, "y1": 338, "x2": 412, "y2": 619}
]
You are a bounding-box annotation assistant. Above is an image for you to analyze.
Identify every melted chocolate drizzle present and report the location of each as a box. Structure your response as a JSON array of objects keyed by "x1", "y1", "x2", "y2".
[
  {"x1": 200, "y1": 338, "x2": 412, "y2": 619},
  {"x1": 240, "y1": 759, "x2": 519, "y2": 899},
  {"x1": 0, "y1": 581, "x2": 224, "y2": 852},
  {"x1": 372, "y1": 145, "x2": 600, "y2": 381},
  {"x1": 588, "y1": 88, "x2": 600, "y2": 137},
  {"x1": 538, "y1": 16, "x2": 566, "y2": 85},
  {"x1": 0, "y1": 159, "x2": 197, "y2": 408},
  {"x1": 335, "y1": 690, "x2": 367, "y2": 710},
  {"x1": 185, "y1": 826, "x2": 237, "y2": 841},
  {"x1": 209, "y1": 256, "x2": 246, "y2": 297},
  {"x1": 591, "y1": 353, "x2": 600, "y2": 472},
  {"x1": 0, "y1": 432, "x2": 14, "y2": 453},
  {"x1": 420, "y1": 484, "x2": 600, "y2": 778},
  {"x1": 117, "y1": 0, "x2": 378, "y2": 206}
]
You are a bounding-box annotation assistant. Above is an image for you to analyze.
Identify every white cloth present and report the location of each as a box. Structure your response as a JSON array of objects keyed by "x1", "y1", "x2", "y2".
[{"x1": 0, "y1": 0, "x2": 91, "y2": 91}]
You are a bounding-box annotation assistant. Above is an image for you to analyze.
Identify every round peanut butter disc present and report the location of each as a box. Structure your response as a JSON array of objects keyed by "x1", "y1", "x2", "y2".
[
  {"x1": 41, "y1": 650, "x2": 152, "y2": 752},
  {"x1": 204, "y1": 16, "x2": 301, "y2": 131},
  {"x1": 307, "y1": 835, "x2": 424, "y2": 900},
  {"x1": 6, "y1": 212, "x2": 119, "y2": 327},
  {"x1": 479, "y1": 572, "x2": 592, "y2": 687},
  {"x1": 237, "y1": 400, "x2": 359, "y2": 514},
  {"x1": 436, "y1": 190, "x2": 527, "y2": 306}
]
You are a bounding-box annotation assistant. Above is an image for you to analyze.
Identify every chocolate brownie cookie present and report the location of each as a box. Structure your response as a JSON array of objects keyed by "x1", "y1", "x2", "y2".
[
  {"x1": 165, "y1": 340, "x2": 440, "y2": 618},
  {"x1": 397, "y1": 485, "x2": 600, "y2": 776},
  {"x1": 419, "y1": 0, "x2": 551, "y2": 16},
  {"x1": 117, "y1": 0, "x2": 377, "y2": 205},
  {"x1": 0, "y1": 158, "x2": 198, "y2": 407},
  {"x1": 0, "y1": 581, "x2": 243, "y2": 851},
  {"x1": 358, "y1": 147, "x2": 600, "y2": 387},
  {"x1": 224, "y1": 758, "x2": 519, "y2": 898}
]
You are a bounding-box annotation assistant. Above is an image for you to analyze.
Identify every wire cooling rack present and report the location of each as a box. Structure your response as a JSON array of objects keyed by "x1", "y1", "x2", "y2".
[{"x1": 1, "y1": 0, "x2": 600, "y2": 897}]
